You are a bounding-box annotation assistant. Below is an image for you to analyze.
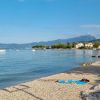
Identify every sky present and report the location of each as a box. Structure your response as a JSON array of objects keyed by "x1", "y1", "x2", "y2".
[{"x1": 0, "y1": 0, "x2": 100, "y2": 43}]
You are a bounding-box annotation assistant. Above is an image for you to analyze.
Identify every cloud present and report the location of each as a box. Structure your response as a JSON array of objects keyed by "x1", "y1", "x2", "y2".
[{"x1": 80, "y1": 24, "x2": 100, "y2": 28}]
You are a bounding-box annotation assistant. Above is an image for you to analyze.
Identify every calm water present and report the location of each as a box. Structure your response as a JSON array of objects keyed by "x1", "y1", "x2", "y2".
[{"x1": 0, "y1": 49, "x2": 100, "y2": 88}]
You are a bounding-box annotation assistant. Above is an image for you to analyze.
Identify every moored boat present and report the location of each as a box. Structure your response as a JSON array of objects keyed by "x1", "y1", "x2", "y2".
[
  {"x1": 0, "y1": 49, "x2": 6, "y2": 52},
  {"x1": 32, "y1": 49, "x2": 36, "y2": 52}
]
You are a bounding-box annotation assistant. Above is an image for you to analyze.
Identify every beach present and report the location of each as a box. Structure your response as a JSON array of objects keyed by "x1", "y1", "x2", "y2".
[
  {"x1": 0, "y1": 0, "x2": 100, "y2": 99},
  {"x1": 0, "y1": 61, "x2": 100, "y2": 100}
]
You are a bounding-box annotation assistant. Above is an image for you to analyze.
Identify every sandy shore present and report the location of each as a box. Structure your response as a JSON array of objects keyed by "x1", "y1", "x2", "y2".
[{"x1": 0, "y1": 62, "x2": 100, "y2": 100}]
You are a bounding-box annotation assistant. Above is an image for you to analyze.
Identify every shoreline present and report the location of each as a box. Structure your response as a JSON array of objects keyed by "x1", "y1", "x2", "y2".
[{"x1": 0, "y1": 61, "x2": 100, "y2": 100}]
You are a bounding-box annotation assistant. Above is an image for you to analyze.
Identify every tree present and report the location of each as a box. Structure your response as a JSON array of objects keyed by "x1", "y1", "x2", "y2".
[
  {"x1": 72, "y1": 42, "x2": 76, "y2": 48},
  {"x1": 93, "y1": 41, "x2": 100, "y2": 48},
  {"x1": 51, "y1": 43, "x2": 73, "y2": 49},
  {"x1": 32, "y1": 45, "x2": 49, "y2": 49}
]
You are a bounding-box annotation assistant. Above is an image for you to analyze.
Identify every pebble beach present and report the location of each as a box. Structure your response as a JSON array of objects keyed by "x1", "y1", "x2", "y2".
[{"x1": 0, "y1": 61, "x2": 100, "y2": 100}]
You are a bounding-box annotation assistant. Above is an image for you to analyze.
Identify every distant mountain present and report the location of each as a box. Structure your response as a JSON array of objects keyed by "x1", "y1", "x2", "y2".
[
  {"x1": 31, "y1": 35, "x2": 96, "y2": 45},
  {"x1": 64, "y1": 35, "x2": 96, "y2": 42},
  {"x1": 0, "y1": 35, "x2": 97, "y2": 49},
  {"x1": 89, "y1": 39, "x2": 100, "y2": 42}
]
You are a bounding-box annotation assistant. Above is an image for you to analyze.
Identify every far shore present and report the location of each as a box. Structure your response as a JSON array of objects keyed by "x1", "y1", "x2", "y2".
[{"x1": 0, "y1": 61, "x2": 100, "y2": 100}]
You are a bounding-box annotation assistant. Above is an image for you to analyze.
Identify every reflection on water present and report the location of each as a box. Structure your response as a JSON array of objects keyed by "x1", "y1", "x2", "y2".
[
  {"x1": 74, "y1": 49, "x2": 100, "y2": 57},
  {"x1": 0, "y1": 49, "x2": 100, "y2": 88}
]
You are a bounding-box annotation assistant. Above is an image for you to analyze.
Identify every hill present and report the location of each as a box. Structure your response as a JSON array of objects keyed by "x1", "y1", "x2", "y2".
[
  {"x1": 31, "y1": 35, "x2": 96, "y2": 45},
  {"x1": 0, "y1": 35, "x2": 97, "y2": 49}
]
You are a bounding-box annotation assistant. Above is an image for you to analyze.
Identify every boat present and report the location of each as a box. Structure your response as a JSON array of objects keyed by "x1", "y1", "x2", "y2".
[
  {"x1": 32, "y1": 49, "x2": 36, "y2": 52},
  {"x1": 0, "y1": 49, "x2": 6, "y2": 52}
]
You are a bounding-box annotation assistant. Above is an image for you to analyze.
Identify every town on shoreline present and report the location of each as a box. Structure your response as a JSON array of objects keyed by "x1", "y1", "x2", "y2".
[{"x1": 32, "y1": 41, "x2": 100, "y2": 50}]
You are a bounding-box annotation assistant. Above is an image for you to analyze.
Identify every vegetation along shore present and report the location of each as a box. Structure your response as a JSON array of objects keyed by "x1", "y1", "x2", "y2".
[{"x1": 32, "y1": 41, "x2": 100, "y2": 50}]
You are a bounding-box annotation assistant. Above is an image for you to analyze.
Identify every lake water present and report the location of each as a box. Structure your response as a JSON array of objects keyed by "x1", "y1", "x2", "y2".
[{"x1": 0, "y1": 49, "x2": 100, "y2": 88}]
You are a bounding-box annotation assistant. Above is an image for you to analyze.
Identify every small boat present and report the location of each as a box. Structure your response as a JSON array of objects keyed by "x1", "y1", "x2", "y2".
[
  {"x1": 0, "y1": 49, "x2": 6, "y2": 52},
  {"x1": 32, "y1": 49, "x2": 36, "y2": 52}
]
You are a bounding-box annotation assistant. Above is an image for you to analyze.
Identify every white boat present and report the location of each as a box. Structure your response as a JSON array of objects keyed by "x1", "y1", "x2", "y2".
[
  {"x1": 32, "y1": 49, "x2": 36, "y2": 52},
  {"x1": 0, "y1": 49, "x2": 6, "y2": 52}
]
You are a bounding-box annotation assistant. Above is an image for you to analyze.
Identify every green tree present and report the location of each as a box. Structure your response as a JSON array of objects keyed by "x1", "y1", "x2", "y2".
[
  {"x1": 51, "y1": 43, "x2": 72, "y2": 49},
  {"x1": 93, "y1": 41, "x2": 100, "y2": 48},
  {"x1": 32, "y1": 45, "x2": 49, "y2": 49}
]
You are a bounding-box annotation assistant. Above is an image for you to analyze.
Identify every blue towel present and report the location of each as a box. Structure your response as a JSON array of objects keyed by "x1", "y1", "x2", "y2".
[
  {"x1": 57, "y1": 80, "x2": 66, "y2": 84},
  {"x1": 75, "y1": 81, "x2": 88, "y2": 85},
  {"x1": 57, "y1": 79, "x2": 88, "y2": 85},
  {"x1": 67, "y1": 80, "x2": 77, "y2": 83}
]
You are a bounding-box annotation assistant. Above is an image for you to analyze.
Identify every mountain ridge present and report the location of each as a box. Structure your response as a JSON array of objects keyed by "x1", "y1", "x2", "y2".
[{"x1": 0, "y1": 35, "x2": 97, "y2": 49}]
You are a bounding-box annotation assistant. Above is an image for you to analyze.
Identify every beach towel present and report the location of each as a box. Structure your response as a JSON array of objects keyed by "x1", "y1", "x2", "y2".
[{"x1": 57, "y1": 79, "x2": 88, "y2": 85}]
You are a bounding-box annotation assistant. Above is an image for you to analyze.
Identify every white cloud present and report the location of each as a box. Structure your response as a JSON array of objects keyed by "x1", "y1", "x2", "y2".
[{"x1": 80, "y1": 24, "x2": 100, "y2": 28}]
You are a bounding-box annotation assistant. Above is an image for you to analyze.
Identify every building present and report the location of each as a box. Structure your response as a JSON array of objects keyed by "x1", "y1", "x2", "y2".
[
  {"x1": 75, "y1": 43, "x2": 84, "y2": 49},
  {"x1": 98, "y1": 46, "x2": 100, "y2": 49},
  {"x1": 85, "y1": 43, "x2": 93, "y2": 48}
]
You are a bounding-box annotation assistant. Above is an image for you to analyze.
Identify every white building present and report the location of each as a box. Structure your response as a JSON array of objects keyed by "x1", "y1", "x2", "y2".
[
  {"x1": 75, "y1": 43, "x2": 84, "y2": 49},
  {"x1": 98, "y1": 46, "x2": 100, "y2": 49},
  {"x1": 85, "y1": 43, "x2": 93, "y2": 48}
]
